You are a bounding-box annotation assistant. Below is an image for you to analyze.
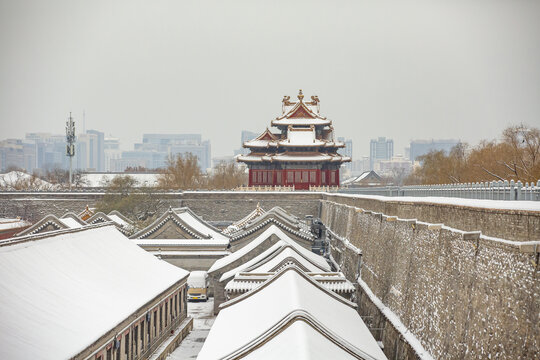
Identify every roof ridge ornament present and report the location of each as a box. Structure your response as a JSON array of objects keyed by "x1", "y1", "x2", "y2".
[{"x1": 297, "y1": 89, "x2": 304, "y2": 101}]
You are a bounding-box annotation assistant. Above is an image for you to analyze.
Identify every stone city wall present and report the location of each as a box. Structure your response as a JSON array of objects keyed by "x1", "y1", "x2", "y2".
[
  {"x1": 323, "y1": 193, "x2": 539, "y2": 242},
  {"x1": 179, "y1": 191, "x2": 321, "y2": 221},
  {"x1": 322, "y1": 200, "x2": 539, "y2": 360},
  {"x1": 0, "y1": 191, "x2": 322, "y2": 223}
]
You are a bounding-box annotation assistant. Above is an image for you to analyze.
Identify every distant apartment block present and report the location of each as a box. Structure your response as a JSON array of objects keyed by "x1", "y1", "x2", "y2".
[
  {"x1": 351, "y1": 156, "x2": 370, "y2": 176},
  {"x1": 0, "y1": 139, "x2": 35, "y2": 173},
  {"x1": 76, "y1": 130, "x2": 105, "y2": 171},
  {"x1": 409, "y1": 139, "x2": 460, "y2": 163},
  {"x1": 369, "y1": 137, "x2": 394, "y2": 170},
  {"x1": 376, "y1": 155, "x2": 412, "y2": 176},
  {"x1": 104, "y1": 137, "x2": 121, "y2": 172},
  {"x1": 114, "y1": 134, "x2": 211, "y2": 172}
]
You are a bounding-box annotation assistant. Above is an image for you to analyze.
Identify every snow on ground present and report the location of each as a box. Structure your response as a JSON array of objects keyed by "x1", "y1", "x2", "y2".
[{"x1": 167, "y1": 298, "x2": 215, "y2": 360}]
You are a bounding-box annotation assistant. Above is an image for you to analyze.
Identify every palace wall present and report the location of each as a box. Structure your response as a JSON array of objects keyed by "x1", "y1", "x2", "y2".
[
  {"x1": 0, "y1": 191, "x2": 322, "y2": 223},
  {"x1": 1, "y1": 191, "x2": 539, "y2": 358},
  {"x1": 321, "y1": 199, "x2": 539, "y2": 360}
]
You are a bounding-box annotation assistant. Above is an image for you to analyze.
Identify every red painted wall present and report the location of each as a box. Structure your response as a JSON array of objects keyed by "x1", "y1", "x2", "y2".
[{"x1": 248, "y1": 168, "x2": 340, "y2": 189}]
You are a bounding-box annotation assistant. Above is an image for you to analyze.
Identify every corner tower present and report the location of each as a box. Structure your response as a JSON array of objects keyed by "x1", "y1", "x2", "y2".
[{"x1": 237, "y1": 90, "x2": 351, "y2": 189}]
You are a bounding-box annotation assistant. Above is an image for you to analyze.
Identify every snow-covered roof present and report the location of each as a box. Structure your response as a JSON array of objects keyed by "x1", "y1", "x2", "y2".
[
  {"x1": 134, "y1": 238, "x2": 230, "y2": 247},
  {"x1": 209, "y1": 225, "x2": 317, "y2": 274},
  {"x1": 173, "y1": 207, "x2": 228, "y2": 241},
  {"x1": 81, "y1": 172, "x2": 160, "y2": 188},
  {"x1": 0, "y1": 171, "x2": 59, "y2": 191},
  {"x1": 130, "y1": 207, "x2": 230, "y2": 242},
  {"x1": 0, "y1": 218, "x2": 31, "y2": 231},
  {"x1": 198, "y1": 266, "x2": 387, "y2": 360},
  {"x1": 225, "y1": 272, "x2": 355, "y2": 294},
  {"x1": 59, "y1": 216, "x2": 84, "y2": 228},
  {"x1": 278, "y1": 127, "x2": 324, "y2": 147},
  {"x1": 223, "y1": 203, "x2": 266, "y2": 235},
  {"x1": 16, "y1": 214, "x2": 88, "y2": 236},
  {"x1": 86, "y1": 211, "x2": 135, "y2": 235},
  {"x1": 0, "y1": 225, "x2": 188, "y2": 360},
  {"x1": 237, "y1": 152, "x2": 350, "y2": 163},
  {"x1": 219, "y1": 240, "x2": 330, "y2": 283},
  {"x1": 227, "y1": 207, "x2": 314, "y2": 242},
  {"x1": 342, "y1": 171, "x2": 382, "y2": 185},
  {"x1": 247, "y1": 247, "x2": 328, "y2": 273},
  {"x1": 239, "y1": 317, "x2": 360, "y2": 359}
]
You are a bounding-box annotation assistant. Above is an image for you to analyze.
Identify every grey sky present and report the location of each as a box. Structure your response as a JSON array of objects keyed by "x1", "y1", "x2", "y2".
[{"x1": 1, "y1": 0, "x2": 539, "y2": 159}]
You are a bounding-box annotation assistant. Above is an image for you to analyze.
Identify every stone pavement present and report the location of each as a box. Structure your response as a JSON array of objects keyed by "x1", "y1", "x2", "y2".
[{"x1": 167, "y1": 298, "x2": 215, "y2": 360}]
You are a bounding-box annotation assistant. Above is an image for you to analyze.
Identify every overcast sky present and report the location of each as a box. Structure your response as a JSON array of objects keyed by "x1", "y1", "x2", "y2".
[{"x1": 1, "y1": 0, "x2": 539, "y2": 159}]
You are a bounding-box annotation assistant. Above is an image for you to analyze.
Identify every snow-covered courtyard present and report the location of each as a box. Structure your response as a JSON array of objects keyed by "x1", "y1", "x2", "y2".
[{"x1": 167, "y1": 299, "x2": 215, "y2": 360}]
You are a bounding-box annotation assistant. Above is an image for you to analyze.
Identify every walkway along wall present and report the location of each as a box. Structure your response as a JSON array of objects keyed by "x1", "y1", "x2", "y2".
[{"x1": 321, "y1": 199, "x2": 539, "y2": 360}]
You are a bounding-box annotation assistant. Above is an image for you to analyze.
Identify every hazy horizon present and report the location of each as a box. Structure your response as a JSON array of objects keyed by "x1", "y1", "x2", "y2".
[{"x1": 1, "y1": 0, "x2": 539, "y2": 160}]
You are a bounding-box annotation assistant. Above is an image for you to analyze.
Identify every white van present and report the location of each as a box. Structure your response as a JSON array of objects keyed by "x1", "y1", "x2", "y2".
[{"x1": 187, "y1": 271, "x2": 209, "y2": 302}]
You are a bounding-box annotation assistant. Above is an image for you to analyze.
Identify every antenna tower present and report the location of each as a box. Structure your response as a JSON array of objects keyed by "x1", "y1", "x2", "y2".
[{"x1": 66, "y1": 112, "x2": 76, "y2": 190}]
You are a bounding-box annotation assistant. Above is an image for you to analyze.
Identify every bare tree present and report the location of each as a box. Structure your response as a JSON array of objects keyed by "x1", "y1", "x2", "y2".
[
  {"x1": 157, "y1": 153, "x2": 203, "y2": 190},
  {"x1": 207, "y1": 161, "x2": 247, "y2": 189}
]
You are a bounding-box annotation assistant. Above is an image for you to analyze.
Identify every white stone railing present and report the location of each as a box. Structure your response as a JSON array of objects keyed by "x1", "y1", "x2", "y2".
[
  {"x1": 339, "y1": 179, "x2": 540, "y2": 201},
  {"x1": 234, "y1": 186, "x2": 295, "y2": 192}
]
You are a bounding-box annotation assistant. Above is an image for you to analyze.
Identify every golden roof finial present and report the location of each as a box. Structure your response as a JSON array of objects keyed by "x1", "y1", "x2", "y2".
[{"x1": 298, "y1": 89, "x2": 304, "y2": 101}]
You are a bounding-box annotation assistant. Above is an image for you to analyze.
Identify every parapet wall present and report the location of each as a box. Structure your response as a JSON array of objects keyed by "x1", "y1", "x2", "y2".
[
  {"x1": 180, "y1": 191, "x2": 322, "y2": 221},
  {"x1": 0, "y1": 191, "x2": 322, "y2": 223},
  {"x1": 322, "y1": 199, "x2": 539, "y2": 360},
  {"x1": 324, "y1": 193, "x2": 540, "y2": 242}
]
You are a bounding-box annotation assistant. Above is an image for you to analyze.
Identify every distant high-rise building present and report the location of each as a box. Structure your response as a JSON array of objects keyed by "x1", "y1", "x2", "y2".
[
  {"x1": 369, "y1": 137, "x2": 394, "y2": 170},
  {"x1": 409, "y1": 139, "x2": 460, "y2": 163},
  {"x1": 25, "y1": 133, "x2": 67, "y2": 172},
  {"x1": 86, "y1": 130, "x2": 105, "y2": 171},
  {"x1": 104, "y1": 137, "x2": 121, "y2": 172},
  {"x1": 0, "y1": 139, "x2": 25, "y2": 172},
  {"x1": 76, "y1": 130, "x2": 105, "y2": 171},
  {"x1": 120, "y1": 134, "x2": 212, "y2": 172}
]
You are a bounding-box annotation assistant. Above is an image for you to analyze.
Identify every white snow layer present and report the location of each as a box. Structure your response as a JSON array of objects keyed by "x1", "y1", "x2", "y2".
[
  {"x1": 81, "y1": 173, "x2": 160, "y2": 187},
  {"x1": 0, "y1": 225, "x2": 188, "y2": 360},
  {"x1": 197, "y1": 268, "x2": 387, "y2": 360},
  {"x1": 0, "y1": 219, "x2": 30, "y2": 231},
  {"x1": 334, "y1": 193, "x2": 540, "y2": 212},
  {"x1": 240, "y1": 320, "x2": 358, "y2": 360},
  {"x1": 176, "y1": 210, "x2": 229, "y2": 241},
  {"x1": 209, "y1": 225, "x2": 327, "y2": 274}
]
